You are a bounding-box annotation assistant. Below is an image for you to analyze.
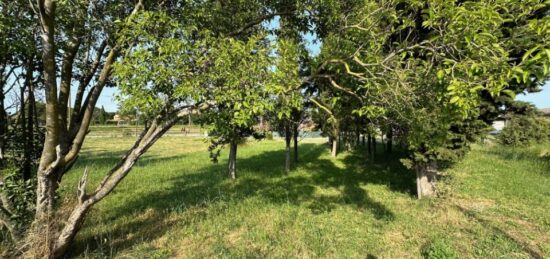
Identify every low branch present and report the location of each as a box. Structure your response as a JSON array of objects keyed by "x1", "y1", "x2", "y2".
[
  {"x1": 77, "y1": 167, "x2": 89, "y2": 204},
  {"x1": 52, "y1": 103, "x2": 207, "y2": 257},
  {"x1": 44, "y1": 145, "x2": 63, "y2": 176}
]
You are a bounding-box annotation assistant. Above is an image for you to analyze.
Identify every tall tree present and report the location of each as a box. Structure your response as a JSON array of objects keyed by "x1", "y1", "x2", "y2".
[
  {"x1": 313, "y1": 0, "x2": 550, "y2": 198},
  {"x1": 8, "y1": 1, "x2": 303, "y2": 256},
  {"x1": 270, "y1": 39, "x2": 302, "y2": 173}
]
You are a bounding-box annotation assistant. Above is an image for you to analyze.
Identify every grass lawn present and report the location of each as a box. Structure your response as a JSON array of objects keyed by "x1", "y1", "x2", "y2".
[
  {"x1": 87, "y1": 124, "x2": 205, "y2": 137},
  {"x1": 57, "y1": 136, "x2": 550, "y2": 258}
]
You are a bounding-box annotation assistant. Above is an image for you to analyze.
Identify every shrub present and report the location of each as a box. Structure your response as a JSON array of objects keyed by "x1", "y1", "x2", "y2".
[
  {"x1": 498, "y1": 116, "x2": 550, "y2": 146},
  {"x1": 0, "y1": 163, "x2": 36, "y2": 229}
]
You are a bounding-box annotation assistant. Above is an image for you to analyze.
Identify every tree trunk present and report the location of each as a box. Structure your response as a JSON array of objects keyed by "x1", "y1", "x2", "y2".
[
  {"x1": 35, "y1": 0, "x2": 61, "y2": 223},
  {"x1": 23, "y1": 58, "x2": 34, "y2": 180},
  {"x1": 0, "y1": 63, "x2": 5, "y2": 162},
  {"x1": 32, "y1": 105, "x2": 189, "y2": 258},
  {"x1": 0, "y1": 81, "x2": 6, "y2": 162},
  {"x1": 284, "y1": 125, "x2": 291, "y2": 173},
  {"x1": 355, "y1": 129, "x2": 361, "y2": 147},
  {"x1": 372, "y1": 134, "x2": 376, "y2": 154},
  {"x1": 21, "y1": 83, "x2": 33, "y2": 179},
  {"x1": 415, "y1": 161, "x2": 437, "y2": 199},
  {"x1": 386, "y1": 128, "x2": 392, "y2": 153},
  {"x1": 28, "y1": 1, "x2": 146, "y2": 257},
  {"x1": 367, "y1": 134, "x2": 372, "y2": 157},
  {"x1": 293, "y1": 123, "x2": 298, "y2": 163},
  {"x1": 228, "y1": 140, "x2": 237, "y2": 179},
  {"x1": 331, "y1": 136, "x2": 338, "y2": 157}
]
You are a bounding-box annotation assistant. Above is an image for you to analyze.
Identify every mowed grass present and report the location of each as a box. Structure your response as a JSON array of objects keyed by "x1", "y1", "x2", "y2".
[
  {"x1": 57, "y1": 137, "x2": 550, "y2": 258},
  {"x1": 86, "y1": 124, "x2": 205, "y2": 137}
]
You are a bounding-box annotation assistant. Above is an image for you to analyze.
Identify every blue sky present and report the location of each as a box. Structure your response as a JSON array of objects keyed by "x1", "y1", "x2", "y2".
[{"x1": 516, "y1": 83, "x2": 550, "y2": 108}]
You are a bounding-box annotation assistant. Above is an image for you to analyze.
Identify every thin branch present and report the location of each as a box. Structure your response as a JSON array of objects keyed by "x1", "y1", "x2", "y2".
[{"x1": 227, "y1": 12, "x2": 292, "y2": 37}]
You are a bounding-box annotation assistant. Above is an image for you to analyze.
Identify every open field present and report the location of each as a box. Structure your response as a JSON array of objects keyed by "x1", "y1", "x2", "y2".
[
  {"x1": 87, "y1": 125, "x2": 206, "y2": 137},
  {"x1": 58, "y1": 136, "x2": 550, "y2": 258}
]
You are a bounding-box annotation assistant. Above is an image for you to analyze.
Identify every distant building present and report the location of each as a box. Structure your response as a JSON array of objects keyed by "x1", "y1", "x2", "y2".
[
  {"x1": 108, "y1": 114, "x2": 135, "y2": 126},
  {"x1": 490, "y1": 117, "x2": 507, "y2": 134},
  {"x1": 492, "y1": 119, "x2": 506, "y2": 131}
]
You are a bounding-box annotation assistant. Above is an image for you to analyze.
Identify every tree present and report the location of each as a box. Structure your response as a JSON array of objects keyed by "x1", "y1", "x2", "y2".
[
  {"x1": 313, "y1": 0, "x2": 550, "y2": 198},
  {"x1": 97, "y1": 106, "x2": 108, "y2": 125},
  {"x1": 269, "y1": 39, "x2": 302, "y2": 173},
  {"x1": 14, "y1": 0, "x2": 310, "y2": 255},
  {"x1": 200, "y1": 36, "x2": 279, "y2": 179}
]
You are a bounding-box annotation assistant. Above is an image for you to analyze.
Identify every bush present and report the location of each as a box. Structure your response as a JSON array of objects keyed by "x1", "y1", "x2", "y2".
[
  {"x1": 498, "y1": 116, "x2": 550, "y2": 146},
  {"x1": 0, "y1": 163, "x2": 36, "y2": 229}
]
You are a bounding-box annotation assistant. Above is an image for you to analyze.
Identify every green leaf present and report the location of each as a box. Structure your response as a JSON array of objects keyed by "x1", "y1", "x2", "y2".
[
  {"x1": 522, "y1": 46, "x2": 539, "y2": 63},
  {"x1": 501, "y1": 89, "x2": 516, "y2": 99},
  {"x1": 450, "y1": 96, "x2": 460, "y2": 104},
  {"x1": 437, "y1": 70, "x2": 445, "y2": 80}
]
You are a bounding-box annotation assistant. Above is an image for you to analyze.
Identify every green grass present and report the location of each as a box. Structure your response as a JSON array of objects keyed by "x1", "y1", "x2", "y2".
[
  {"x1": 87, "y1": 124, "x2": 205, "y2": 137},
  {"x1": 56, "y1": 137, "x2": 550, "y2": 258}
]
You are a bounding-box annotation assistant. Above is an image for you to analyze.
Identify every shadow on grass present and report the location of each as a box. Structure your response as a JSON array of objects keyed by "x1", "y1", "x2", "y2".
[{"x1": 67, "y1": 142, "x2": 415, "y2": 257}]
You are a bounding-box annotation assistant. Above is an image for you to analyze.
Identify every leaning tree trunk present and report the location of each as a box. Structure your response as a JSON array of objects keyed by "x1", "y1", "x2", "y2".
[
  {"x1": 228, "y1": 140, "x2": 238, "y2": 179},
  {"x1": 50, "y1": 110, "x2": 185, "y2": 257},
  {"x1": 284, "y1": 124, "x2": 291, "y2": 174},
  {"x1": 415, "y1": 161, "x2": 438, "y2": 199}
]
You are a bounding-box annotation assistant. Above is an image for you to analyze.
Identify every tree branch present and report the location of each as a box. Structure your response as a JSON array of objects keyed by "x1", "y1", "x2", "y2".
[{"x1": 227, "y1": 12, "x2": 292, "y2": 37}]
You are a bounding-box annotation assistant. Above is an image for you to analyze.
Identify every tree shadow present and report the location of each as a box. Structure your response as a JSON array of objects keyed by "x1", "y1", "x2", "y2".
[{"x1": 67, "y1": 142, "x2": 415, "y2": 257}]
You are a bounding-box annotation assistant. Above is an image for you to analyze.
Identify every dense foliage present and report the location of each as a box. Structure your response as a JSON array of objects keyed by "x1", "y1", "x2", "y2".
[{"x1": 499, "y1": 115, "x2": 550, "y2": 146}]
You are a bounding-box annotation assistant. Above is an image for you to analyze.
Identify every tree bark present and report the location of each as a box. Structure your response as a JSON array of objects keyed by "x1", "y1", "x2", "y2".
[
  {"x1": 292, "y1": 123, "x2": 298, "y2": 163},
  {"x1": 331, "y1": 135, "x2": 338, "y2": 158},
  {"x1": 386, "y1": 128, "x2": 392, "y2": 153},
  {"x1": 35, "y1": 0, "x2": 61, "y2": 223},
  {"x1": 367, "y1": 134, "x2": 372, "y2": 158},
  {"x1": 0, "y1": 100, "x2": 5, "y2": 161},
  {"x1": 355, "y1": 129, "x2": 360, "y2": 148},
  {"x1": 228, "y1": 140, "x2": 237, "y2": 179},
  {"x1": 415, "y1": 161, "x2": 437, "y2": 199},
  {"x1": 0, "y1": 80, "x2": 6, "y2": 161},
  {"x1": 22, "y1": 57, "x2": 34, "y2": 180},
  {"x1": 20, "y1": 83, "x2": 30, "y2": 176},
  {"x1": 372, "y1": 134, "x2": 376, "y2": 154},
  {"x1": 284, "y1": 124, "x2": 291, "y2": 173}
]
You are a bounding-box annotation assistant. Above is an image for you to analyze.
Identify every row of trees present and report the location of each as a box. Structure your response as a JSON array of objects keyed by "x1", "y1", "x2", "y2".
[{"x1": 0, "y1": 0, "x2": 549, "y2": 257}]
